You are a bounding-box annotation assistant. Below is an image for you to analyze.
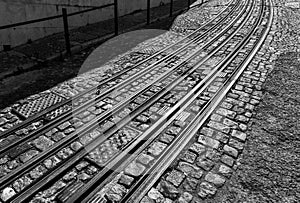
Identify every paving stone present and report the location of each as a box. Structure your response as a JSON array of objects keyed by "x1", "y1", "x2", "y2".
[
  {"x1": 216, "y1": 108, "x2": 236, "y2": 119},
  {"x1": 19, "y1": 150, "x2": 39, "y2": 163},
  {"x1": 63, "y1": 170, "x2": 77, "y2": 182},
  {"x1": 211, "y1": 114, "x2": 223, "y2": 122},
  {"x1": 1, "y1": 187, "x2": 16, "y2": 201},
  {"x1": 13, "y1": 175, "x2": 33, "y2": 192},
  {"x1": 235, "y1": 115, "x2": 249, "y2": 122},
  {"x1": 52, "y1": 132, "x2": 66, "y2": 142},
  {"x1": 221, "y1": 154, "x2": 235, "y2": 167},
  {"x1": 197, "y1": 182, "x2": 217, "y2": 199},
  {"x1": 57, "y1": 147, "x2": 74, "y2": 160},
  {"x1": 178, "y1": 192, "x2": 193, "y2": 203},
  {"x1": 43, "y1": 156, "x2": 61, "y2": 169},
  {"x1": 70, "y1": 141, "x2": 83, "y2": 151},
  {"x1": 223, "y1": 145, "x2": 239, "y2": 158},
  {"x1": 58, "y1": 121, "x2": 71, "y2": 131},
  {"x1": 158, "y1": 180, "x2": 179, "y2": 200},
  {"x1": 0, "y1": 156, "x2": 9, "y2": 165},
  {"x1": 78, "y1": 172, "x2": 91, "y2": 181},
  {"x1": 221, "y1": 102, "x2": 233, "y2": 109},
  {"x1": 196, "y1": 154, "x2": 215, "y2": 171},
  {"x1": 223, "y1": 118, "x2": 238, "y2": 128},
  {"x1": 64, "y1": 127, "x2": 75, "y2": 135},
  {"x1": 106, "y1": 184, "x2": 126, "y2": 202},
  {"x1": 189, "y1": 142, "x2": 206, "y2": 155},
  {"x1": 207, "y1": 121, "x2": 230, "y2": 134},
  {"x1": 229, "y1": 138, "x2": 244, "y2": 151},
  {"x1": 75, "y1": 161, "x2": 89, "y2": 171},
  {"x1": 181, "y1": 151, "x2": 197, "y2": 164},
  {"x1": 200, "y1": 127, "x2": 214, "y2": 137},
  {"x1": 177, "y1": 161, "x2": 203, "y2": 179},
  {"x1": 148, "y1": 142, "x2": 167, "y2": 156},
  {"x1": 124, "y1": 161, "x2": 146, "y2": 177},
  {"x1": 218, "y1": 164, "x2": 233, "y2": 178},
  {"x1": 166, "y1": 170, "x2": 185, "y2": 187},
  {"x1": 7, "y1": 160, "x2": 19, "y2": 170},
  {"x1": 159, "y1": 133, "x2": 175, "y2": 144},
  {"x1": 79, "y1": 134, "x2": 93, "y2": 146},
  {"x1": 183, "y1": 177, "x2": 198, "y2": 192},
  {"x1": 141, "y1": 196, "x2": 155, "y2": 203},
  {"x1": 137, "y1": 153, "x2": 154, "y2": 165},
  {"x1": 30, "y1": 165, "x2": 47, "y2": 179},
  {"x1": 204, "y1": 172, "x2": 226, "y2": 187},
  {"x1": 31, "y1": 136, "x2": 54, "y2": 151},
  {"x1": 198, "y1": 135, "x2": 220, "y2": 149},
  {"x1": 148, "y1": 188, "x2": 165, "y2": 202},
  {"x1": 118, "y1": 174, "x2": 135, "y2": 187},
  {"x1": 213, "y1": 131, "x2": 229, "y2": 143}
]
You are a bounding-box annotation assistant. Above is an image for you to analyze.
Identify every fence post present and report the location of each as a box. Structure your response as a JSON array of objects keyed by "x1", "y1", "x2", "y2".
[
  {"x1": 62, "y1": 8, "x2": 71, "y2": 55},
  {"x1": 170, "y1": 0, "x2": 173, "y2": 17},
  {"x1": 147, "y1": 0, "x2": 151, "y2": 25},
  {"x1": 114, "y1": 0, "x2": 119, "y2": 35}
]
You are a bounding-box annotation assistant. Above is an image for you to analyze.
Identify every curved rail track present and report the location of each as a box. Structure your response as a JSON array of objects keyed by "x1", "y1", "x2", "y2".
[{"x1": 0, "y1": 0, "x2": 273, "y2": 202}]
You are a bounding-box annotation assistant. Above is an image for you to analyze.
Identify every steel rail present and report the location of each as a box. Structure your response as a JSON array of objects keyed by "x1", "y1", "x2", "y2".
[
  {"x1": 76, "y1": 0, "x2": 270, "y2": 202},
  {"x1": 0, "y1": 0, "x2": 236, "y2": 140},
  {"x1": 124, "y1": 0, "x2": 273, "y2": 201},
  {"x1": 0, "y1": 0, "x2": 241, "y2": 159},
  {"x1": 5, "y1": 0, "x2": 248, "y2": 202},
  {"x1": 10, "y1": 0, "x2": 253, "y2": 201},
  {"x1": 0, "y1": 2, "x2": 244, "y2": 200}
]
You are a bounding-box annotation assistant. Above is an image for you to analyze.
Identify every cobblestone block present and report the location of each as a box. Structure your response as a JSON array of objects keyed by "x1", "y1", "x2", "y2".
[
  {"x1": 218, "y1": 164, "x2": 233, "y2": 178},
  {"x1": 189, "y1": 142, "x2": 206, "y2": 155},
  {"x1": 19, "y1": 150, "x2": 39, "y2": 163},
  {"x1": 223, "y1": 118, "x2": 238, "y2": 128},
  {"x1": 197, "y1": 182, "x2": 217, "y2": 199},
  {"x1": 178, "y1": 192, "x2": 193, "y2": 203},
  {"x1": 196, "y1": 156, "x2": 215, "y2": 171},
  {"x1": 137, "y1": 153, "x2": 154, "y2": 165},
  {"x1": 216, "y1": 108, "x2": 236, "y2": 119},
  {"x1": 58, "y1": 121, "x2": 71, "y2": 131},
  {"x1": 124, "y1": 161, "x2": 146, "y2": 177},
  {"x1": 177, "y1": 161, "x2": 203, "y2": 179},
  {"x1": 157, "y1": 181, "x2": 178, "y2": 200},
  {"x1": 221, "y1": 154, "x2": 235, "y2": 167},
  {"x1": 229, "y1": 139, "x2": 244, "y2": 151},
  {"x1": 198, "y1": 135, "x2": 220, "y2": 149},
  {"x1": 181, "y1": 151, "x2": 197, "y2": 164},
  {"x1": 183, "y1": 177, "x2": 198, "y2": 192},
  {"x1": 118, "y1": 174, "x2": 134, "y2": 187},
  {"x1": 141, "y1": 196, "x2": 155, "y2": 203},
  {"x1": 166, "y1": 170, "x2": 185, "y2": 187},
  {"x1": 148, "y1": 188, "x2": 165, "y2": 202},
  {"x1": 205, "y1": 172, "x2": 226, "y2": 187},
  {"x1": 223, "y1": 145, "x2": 239, "y2": 158},
  {"x1": 148, "y1": 142, "x2": 167, "y2": 156},
  {"x1": 31, "y1": 136, "x2": 54, "y2": 151},
  {"x1": 208, "y1": 121, "x2": 230, "y2": 134},
  {"x1": 1, "y1": 187, "x2": 16, "y2": 201},
  {"x1": 106, "y1": 184, "x2": 126, "y2": 202}
]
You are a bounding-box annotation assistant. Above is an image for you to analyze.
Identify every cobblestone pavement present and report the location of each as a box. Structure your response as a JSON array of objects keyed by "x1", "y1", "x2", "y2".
[
  {"x1": 208, "y1": 1, "x2": 300, "y2": 202},
  {"x1": 0, "y1": 0, "x2": 299, "y2": 202}
]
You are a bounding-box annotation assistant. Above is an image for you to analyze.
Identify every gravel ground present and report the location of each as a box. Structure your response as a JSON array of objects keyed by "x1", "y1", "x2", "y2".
[{"x1": 210, "y1": 52, "x2": 300, "y2": 203}]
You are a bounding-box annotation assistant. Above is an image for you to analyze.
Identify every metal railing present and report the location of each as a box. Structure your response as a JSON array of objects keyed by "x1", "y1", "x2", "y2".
[{"x1": 0, "y1": 0, "x2": 198, "y2": 55}]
